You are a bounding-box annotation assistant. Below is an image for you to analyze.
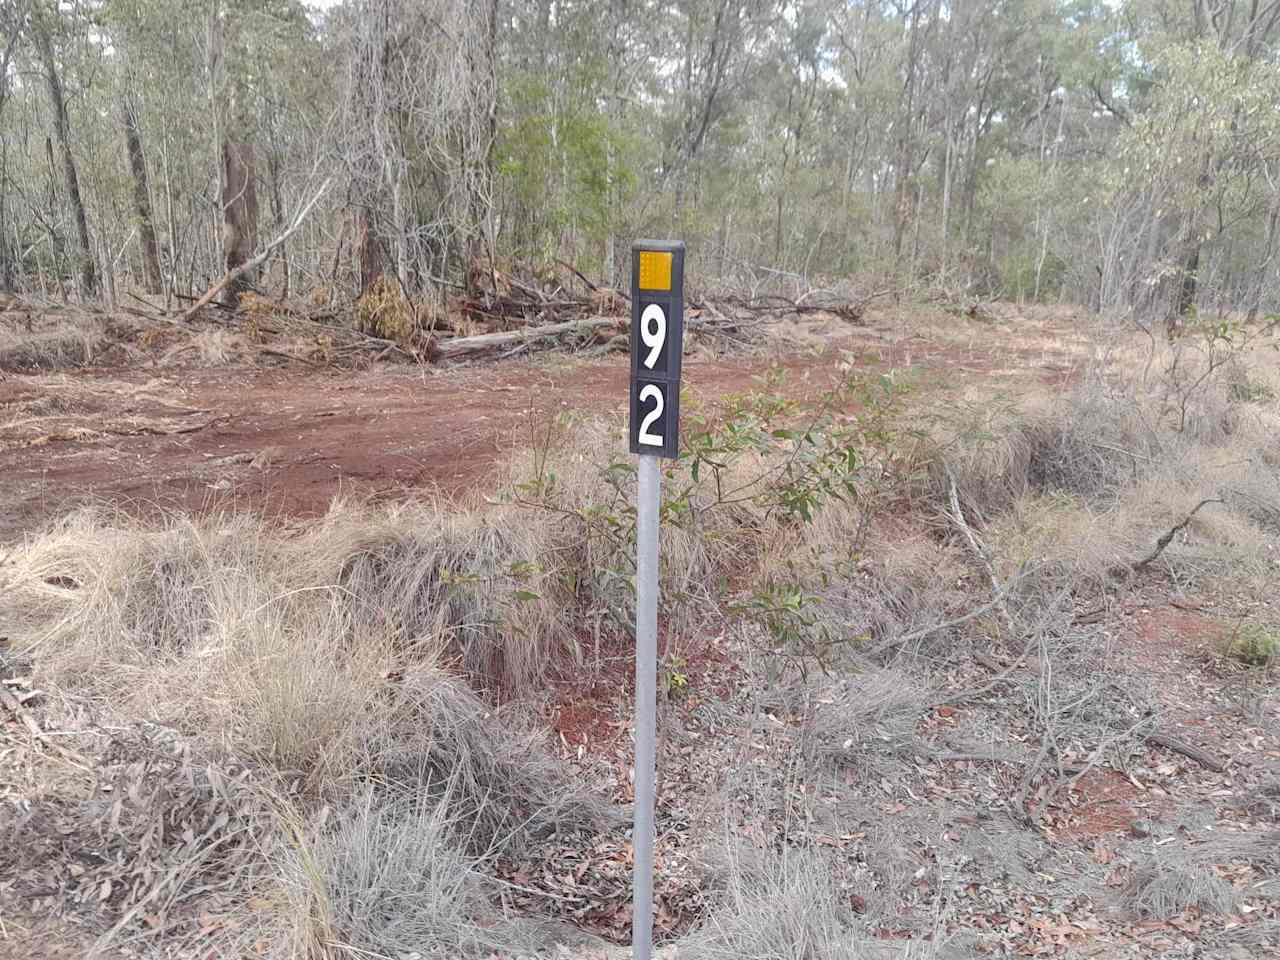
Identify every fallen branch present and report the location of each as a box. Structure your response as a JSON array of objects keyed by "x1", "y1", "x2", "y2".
[
  {"x1": 1144, "y1": 729, "x2": 1226, "y2": 772},
  {"x1": 1129, "y1": 497, "x2": 1224, "y2": 572},
  {"x1": 554, "y1": 258, "x2": 599, "y2": 292},
  {"x1": 106, "y1": 416, "x2": 228, "y2": 438},
  {"x1": 181, "y1": 176, "x2": 333, "y2": 323},
  {"x1": 947, "y1": 469, "x2": 1015, "y2": 634},
  {"x1": 865, "y1": 590, "x2": 1011, "y2": 658},
  {"x1": 434, "y1": 316, "x2": 620, "y2": 360}
]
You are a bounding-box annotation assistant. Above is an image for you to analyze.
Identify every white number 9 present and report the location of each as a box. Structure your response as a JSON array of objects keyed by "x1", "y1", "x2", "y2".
[{"x1": 640, "y1": 304, "x2": 666, "y2": 369}]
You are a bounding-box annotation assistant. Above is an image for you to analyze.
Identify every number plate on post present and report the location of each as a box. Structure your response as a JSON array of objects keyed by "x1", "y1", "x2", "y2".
[{"x1": 629, "y1": 240, "x2": 685, "y2": 458}]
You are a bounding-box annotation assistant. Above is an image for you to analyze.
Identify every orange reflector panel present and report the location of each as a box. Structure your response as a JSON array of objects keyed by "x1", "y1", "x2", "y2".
[{"x1": 637, "y1": 251, "x2": 673, "y2": 291}]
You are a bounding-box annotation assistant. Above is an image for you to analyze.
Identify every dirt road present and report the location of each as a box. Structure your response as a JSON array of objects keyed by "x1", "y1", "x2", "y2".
[{"x1": 0, "y1": 310, "x2": 1084, "y2": 539}]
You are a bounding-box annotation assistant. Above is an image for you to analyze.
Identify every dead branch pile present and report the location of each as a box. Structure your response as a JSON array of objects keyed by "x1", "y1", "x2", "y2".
[{"x1": 1, "y1": 259, "x2": 881, "y2": 369}]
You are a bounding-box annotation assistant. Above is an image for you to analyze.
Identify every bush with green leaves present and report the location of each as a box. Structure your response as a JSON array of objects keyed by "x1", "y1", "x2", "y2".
[
  {"x1": 1224, "y1": 623, "x2": 1280, "y2": 666},
  {"x1": 506, "y1": 368, "x2": 915, "y2": 671}
]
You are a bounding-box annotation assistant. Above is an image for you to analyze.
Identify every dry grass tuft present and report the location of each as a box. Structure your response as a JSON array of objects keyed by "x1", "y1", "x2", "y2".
[
  {"x1": 683, "y1": 843, "x2": 956, "y2": 960},
  {"x1": 931, "y1": 388, "x2": 1160, "y2": 524},
  {"x1": 679, "y1": 846, "x2": 856, "y2": 960},
  {"x1": 295, "y1": 502, "x2": 578, "y2": 693},
  {"x1": 189, "y1": 327, "x2": 249, "y2": 364},
  {"x1": 0, "y1": 506, "x2": 623, "y2": 807},
  {"x1": 367, "y1": 665, "x2": 616, "y2": 850},
  {"x1": 797, "y1": 510, "x2": 971, "y2": 654},
  {"x1": 797, "y1": 668, "x2": 928, "y2": 775},
  {"x1": 1123, "y1": 853, "x2": 1240, "y2": 919},
  {"x1": 283, "y1": 779, "x2": 544, "y2": 960},
  {"x1": 0, "y1": 317, "x2": 106, "y2": 371}
]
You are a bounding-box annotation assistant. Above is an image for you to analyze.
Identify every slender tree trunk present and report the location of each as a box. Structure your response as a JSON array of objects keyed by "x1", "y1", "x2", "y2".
[
  {"x1": 0, "y1": 134, "x2": 9, "y2": 290},
  {"x1": 268, "y1": 150, "x2": 289, "y2": 297},
  {"x1": 209, "y1": 0, "x2": 224, "y2": 291},
  {"x1": 122, "y1": 96, "x2": 162, "y2": 294},
  {"x1": 940, "y1": 126, "x2": 953, "y2": 274},
  {"x1": 209, "y1": 0, "x2": 258, "y2": 307},
  {"x1": 0, "y1": 8, "x2": 17, "y2": 290},
  {"x1": 220, "y1": 141, "x2": 258, "y2": 305},
  {"x1": 355, "y1": 207, "x2": 381, "y2": 295},
  {"x1": 1171, "y1": 238, "x2": 1200, "y2": 333},
  {"x1": 1247, "y1": 203, "x2": 1279, "y2": 323},
  {"x1": 162, "y1": 135, "x2": 178, "y2": 303},
  {"x1": 31, "y1": 8, "x2": 95, "y2": 297}
]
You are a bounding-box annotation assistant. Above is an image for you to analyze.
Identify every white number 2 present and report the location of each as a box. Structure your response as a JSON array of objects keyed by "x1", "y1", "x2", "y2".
[
  {"x1": 637, "y1": 384, "x2": 664, "y2": 446},
  {"x1": 640, "y1": 304, "x2": 666, "y2": 369}
]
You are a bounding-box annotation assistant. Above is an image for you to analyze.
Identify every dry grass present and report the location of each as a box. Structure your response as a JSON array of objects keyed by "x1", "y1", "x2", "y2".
[
  {"x1": 797, "y1": 510, "x2": 971, "y2": 655},
  {"x1": 0, "y1": 502, "x2": 613, "y2": 957},
  {"x1": 925, "y1": 329, "x2": 1280, "y2": 602},
  {"x1": 678, "y1": 845, "x2": 858, "y2": 960},
  {"x1": 1124, "y1": 855, "x2": 1240, "y2": 920},
  {"x1": 796, "y1": 667, "x2": 929, "y2": 776},
  {"x1": 365, "y1": 665, "x2": 616, "y2": 850},
  {"x1": 295, "y1": 501, "x2": 582, "y2": 692},
  {"x1": 682, "y1": 842, "x2": 959, "y2": 960},
  {"x1": 282, "y1": 778, "x2": 545, "y2": 960},
  {"x1": 0, "y1": 316, "x2": 106, "y2": 371},
  {"x1": 0, "y1": 506, "x2": 619, "y2": 812}
]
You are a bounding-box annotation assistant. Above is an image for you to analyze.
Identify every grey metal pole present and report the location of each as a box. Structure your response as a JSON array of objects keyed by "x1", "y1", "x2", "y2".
[{"x1": 631, "y1": 454, "x2": 660, "y2": 960}]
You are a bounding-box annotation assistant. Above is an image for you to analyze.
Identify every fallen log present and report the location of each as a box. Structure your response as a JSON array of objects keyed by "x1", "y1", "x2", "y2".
[
  {"x1": 434, "y1": 316, "x2": 620, "y2": 360},
  {"x1": 1144, "y1": 730, "x2": 1227, "y2": 773}
]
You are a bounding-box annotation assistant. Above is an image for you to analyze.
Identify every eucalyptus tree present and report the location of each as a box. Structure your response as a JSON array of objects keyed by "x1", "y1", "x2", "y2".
[
  {"x1": 0, "y1": 0, "x2": 29, "y2": 290},
  {"x1": 333, "y1": 0, "x2": 498, "y2": 298},
  {"x1": 28, "y1": 0, "x2": 96, "y2": 297}
]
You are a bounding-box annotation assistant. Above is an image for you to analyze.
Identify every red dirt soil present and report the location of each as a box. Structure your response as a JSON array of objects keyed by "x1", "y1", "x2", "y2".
[{"x1": 0, "y1": 312, "x2": 1083, "y2": 540}]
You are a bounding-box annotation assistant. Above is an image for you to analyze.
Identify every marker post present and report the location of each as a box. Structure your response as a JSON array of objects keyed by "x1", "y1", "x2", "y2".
[{"x1": 628, "y1": 240, "x2": 684, "y2": 960}]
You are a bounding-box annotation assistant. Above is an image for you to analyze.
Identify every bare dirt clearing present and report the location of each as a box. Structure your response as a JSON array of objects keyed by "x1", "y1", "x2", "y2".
[{"x1": 0, "y1": 305, "x2": 1085, "y2": 541}]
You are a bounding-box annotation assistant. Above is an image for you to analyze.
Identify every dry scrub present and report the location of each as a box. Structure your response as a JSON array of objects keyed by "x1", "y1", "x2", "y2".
[
  {"x1": 2, "y1": 323, "x2": 1278, "y2": 958},
  {"x1": 0, "y1": 314, "x2": 106, "y2": 371},
  {"x1": 0, "y1": 500, "x2": 619, "y2": 956}
]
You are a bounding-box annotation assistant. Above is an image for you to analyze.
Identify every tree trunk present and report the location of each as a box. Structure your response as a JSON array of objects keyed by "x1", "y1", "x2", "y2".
[
  {"x1": 209, "y1": 0, "x2": 257, "y2": 307},
  {"x1": 355, "y1": 207, "x2": 381, "y2": 295},
  {"x1": 267, "y1": 150, "x2": 289, "y2": 297},
  {"x1": 220, "y1": 141, "x2": 258, "y2": 306},
  {"x1": 122, "y1": 97, "x2": 163, "y2": 294},
  {"x1": 31, "y1": 7, "x2": 95, "y2": 298},
  {"x1": 1247, "y1": 203, "x2": 1279, "y2": 324},
  {"x1": 892, "y1": 1, "x2": 927, "y2": 268},
  {"x1": 0, "y1": 22, "x2": 15, "y2": 291},
  {"x1": 1169, "y1": 239, "x2": 1200, "y2": 337},
  {"x1": 0, "y1": 134, "x2": 9, "y2": 290}
]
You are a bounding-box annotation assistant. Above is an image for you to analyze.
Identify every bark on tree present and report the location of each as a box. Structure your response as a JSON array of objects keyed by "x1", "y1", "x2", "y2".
[
  {"x1": 122, "y1": 97, "x2": 163, "y2": 294},
  {"x1": 892, "y1": 0, "x2": 931, "y2": 266},
  {"x1": 30, "y1": 5, "x2": 95, "y2": 297},
  {"x1": 220, "y1": 140, "x2": 259, "y2": 306},
  {"x1": 267, "y1": 149, "x2": 289, "y2": 297},
  {"x1": 1171, "y1": 239, "x2": 1200, "y2": 334},
  {"x1": 0, "y1": 6, "x2": 20, "y2": 291},
  {"x1": 355, "y1": 207, "x2": 382, "y2": 295},
  {"x1": 209, "y1": 0, "x2": 258, "y2": 307}
]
